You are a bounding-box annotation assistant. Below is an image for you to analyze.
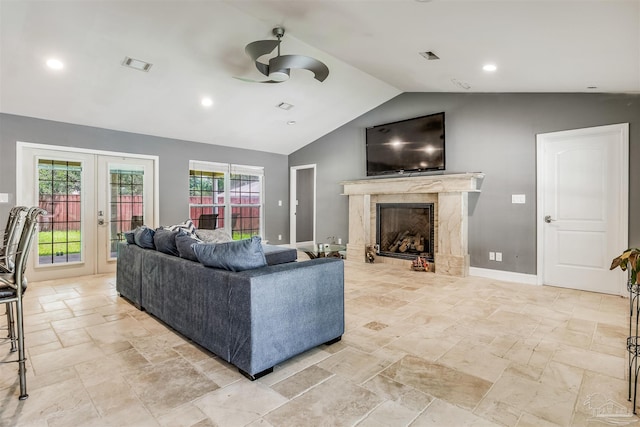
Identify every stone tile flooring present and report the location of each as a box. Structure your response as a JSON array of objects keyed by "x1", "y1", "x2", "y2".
[{"x1": 0, "y1": 259, "x2": 635, "y2": 426}]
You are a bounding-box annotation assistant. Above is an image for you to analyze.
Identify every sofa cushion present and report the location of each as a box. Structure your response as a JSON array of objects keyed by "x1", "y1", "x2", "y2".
[
  {"x1": 263, "y1": 244, "x2": 298, "y2": 266},
  {"x1": 175, "y1": 234, "x2": 200, "y2": 262},
  {"x1": 193, "y1": 236, "x2": 267, "y2": 272},
  {"x1": 195, "y1": 229, "x2": 233, "y2": 243},
  {"x1": 133, "y1": 226, "x2": 155, "y2": 249},
  {"x1": 153, "y1": 228, "x2": 181, "y2": 256},
  {"x1": 124, "y1": 231, "x2": 136, "y2": 244},
  {"x1": 167, "y1": 219, "x2": 199, "y2": 239}
]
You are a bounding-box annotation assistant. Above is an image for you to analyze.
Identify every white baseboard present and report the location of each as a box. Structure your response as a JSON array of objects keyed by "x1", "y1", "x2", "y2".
[{"x1": 468, "y1": 267, "x2": 539, "y2": 286}]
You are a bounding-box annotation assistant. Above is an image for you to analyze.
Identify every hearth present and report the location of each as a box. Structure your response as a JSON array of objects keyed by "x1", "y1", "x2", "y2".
[{"x1": 376, "y1": 203, "x2": 434, "y2": 261}]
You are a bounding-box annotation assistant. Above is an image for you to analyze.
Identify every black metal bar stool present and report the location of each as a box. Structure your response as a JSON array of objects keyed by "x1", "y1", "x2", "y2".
[{"x1": 0, "y1": 207, "x2": 45, "y2": 400}]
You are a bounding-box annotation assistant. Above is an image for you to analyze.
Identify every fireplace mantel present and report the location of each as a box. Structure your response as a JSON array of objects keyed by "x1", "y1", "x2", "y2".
[{"x1": 341, "y1": 173, "x2": 484, "y2": 277}]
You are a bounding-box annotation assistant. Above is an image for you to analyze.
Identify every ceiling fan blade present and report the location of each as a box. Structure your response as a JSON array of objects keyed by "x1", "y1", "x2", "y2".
[
  {"x1": 270, "y1": 55, "x2": 329, "y2": 82},
  {"x1": 244, "y1": 40, "x2": 279, "y2": 61},
  {"x1": 245, "y1": 40, "x2": 279, "y2": 77},
  {"x1": 232, "y1": 76, "x2": 282, "y2": 84}
]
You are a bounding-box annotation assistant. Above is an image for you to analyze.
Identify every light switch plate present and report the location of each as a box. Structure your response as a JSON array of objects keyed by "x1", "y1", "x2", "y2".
[
  {"x1": 0, "y1": 193, "x2": 9, "y2": 203},
  {"x1": 512, "y1": 194, "x2": 526, "y2": 204}
]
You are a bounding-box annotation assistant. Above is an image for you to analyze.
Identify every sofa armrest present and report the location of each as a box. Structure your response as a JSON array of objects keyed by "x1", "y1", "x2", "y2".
[{"x1": 227, "y1": 258, "x2": 344, "y2": 375}]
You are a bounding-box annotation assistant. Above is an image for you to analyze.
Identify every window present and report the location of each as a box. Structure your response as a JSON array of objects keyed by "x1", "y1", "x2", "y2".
[{"x1": 189, "y1": 161, "x2": 264, "y2": 239}]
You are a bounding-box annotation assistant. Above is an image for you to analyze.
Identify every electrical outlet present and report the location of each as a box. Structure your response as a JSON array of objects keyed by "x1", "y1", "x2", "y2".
[
  {"x1": 496, "y1": 252, "x2": 503, "y2": 262},
  {"x1": 489, "y1": 252, "x2": 495, "y2": 261},
  {"x1": 338, "y1": 238, "x2": 342, "y2": 244},
  {"x1": 278, "y1": 200, "x2": 282, "y2": 206},
  {"x1": 278, "y1": 234, "x2": 282, "y2": 241}
]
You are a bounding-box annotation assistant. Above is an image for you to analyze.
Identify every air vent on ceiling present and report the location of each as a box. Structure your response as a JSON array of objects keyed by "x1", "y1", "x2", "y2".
[
  {"x1": 122, "y1": 57, "x2": 153, "y2": 72},
  {"x1": 277, "y1": 102, "x2": 294, "y2": 110},
  {"x1": 451, "y1": 78, "x2": 471, "y2": 90},
  {"x1": 419, "y1": 51, "x2": 440, "y2": 60}
]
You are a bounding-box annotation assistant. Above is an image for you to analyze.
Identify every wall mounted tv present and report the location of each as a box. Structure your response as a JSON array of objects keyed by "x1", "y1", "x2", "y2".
[{"x1": 365, "y1": 112, "x2": 445, "y2": 176}]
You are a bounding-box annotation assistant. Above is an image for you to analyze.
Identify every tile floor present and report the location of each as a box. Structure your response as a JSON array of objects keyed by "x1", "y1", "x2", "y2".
[{"x1": 0, "y1": 258, "x2": 635, "y2": 426}]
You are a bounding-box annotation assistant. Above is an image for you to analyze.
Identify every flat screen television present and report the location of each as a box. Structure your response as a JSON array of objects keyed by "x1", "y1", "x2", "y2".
[{"x1": 365, "y1": 112, "x2": 445, "y2": 176}]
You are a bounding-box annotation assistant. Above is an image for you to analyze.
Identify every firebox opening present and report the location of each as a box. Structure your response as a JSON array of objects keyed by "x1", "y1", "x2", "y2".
[{"x1": 376, "y1": 203, "x2": 434, "y2": 261}]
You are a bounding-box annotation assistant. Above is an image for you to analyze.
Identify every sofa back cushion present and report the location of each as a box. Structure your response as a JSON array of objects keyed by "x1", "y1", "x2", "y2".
[
  {"x1": 133, "y1": 226, "x2": 155, "y2": 249},
  {"x1": 153, "y1": 228, "x2": 181, "y2": 256},
  {"x1": 193, "y1": 236, "x2": 267, "y2": 272},
  {"x1": 175, "y1": 234, "x2": 200, "y2": 262}
]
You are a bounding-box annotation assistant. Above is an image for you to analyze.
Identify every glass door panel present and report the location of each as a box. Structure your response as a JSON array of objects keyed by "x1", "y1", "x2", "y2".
[
  {"x1": 108, "y1": 166, "x2": 145, "y2": 258},
  {"x1": 37, "y1": 160, "x2": 84, "y2": 265},
  {"x1": 97, "y1": 156, "x2": 155, "y2": 274}
]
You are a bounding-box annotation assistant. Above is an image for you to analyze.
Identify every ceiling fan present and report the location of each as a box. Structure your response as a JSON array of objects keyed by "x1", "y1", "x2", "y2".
[{"x1": 235, "y1": 27, "x2": 329, "y2": 84}]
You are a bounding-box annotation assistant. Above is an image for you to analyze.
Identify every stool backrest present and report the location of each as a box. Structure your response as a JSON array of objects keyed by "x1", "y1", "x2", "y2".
[
  {"x1": 1, "y1": 206, "x2": 28, "y2": 269},
  {"x1": 14, "y1": 208, "x2": 47, "y2": 286}
]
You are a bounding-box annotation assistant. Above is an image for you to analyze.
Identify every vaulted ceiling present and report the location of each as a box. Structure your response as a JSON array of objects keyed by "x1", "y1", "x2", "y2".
[{"x1": 1, "y1": 1, "x2": 638, "y2": 155}]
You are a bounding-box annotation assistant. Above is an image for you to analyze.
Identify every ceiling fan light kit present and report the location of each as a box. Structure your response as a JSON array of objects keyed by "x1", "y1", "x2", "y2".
[{"x1": 238, "y1": 26, "x2": 329, "y2": 84}]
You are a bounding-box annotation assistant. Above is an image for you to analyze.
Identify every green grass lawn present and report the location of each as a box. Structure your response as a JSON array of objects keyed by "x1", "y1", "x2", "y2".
[
  {"x1": 232, "y1": 232, "x2": 257, "y2": 240},
  {"x1": 38, "y1": 230, "x2": 81, "y2": 256}
]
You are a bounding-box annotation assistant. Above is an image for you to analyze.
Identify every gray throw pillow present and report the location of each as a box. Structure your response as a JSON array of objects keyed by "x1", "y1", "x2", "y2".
[
  {"x1": 124, "y1": 231, "x2": 136, "y2": 244},
  {"x1": 195, "y1": 229, "x2": 233, "y2": 243},
  {"x1": 193, "y1": 236, "x2": 267, "y2": 272},
  {"x1": 175, "y1": 234, "x2": 200, "y2": 262},
  {"x1": 153, "y1": 228, "x2": 181, "y2": 256},
  {"x1": 133, "y1": 226, "x2": 155, "y2": 249}
]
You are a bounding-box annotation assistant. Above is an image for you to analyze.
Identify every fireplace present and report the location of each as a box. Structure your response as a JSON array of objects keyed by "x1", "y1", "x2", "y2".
[
  {"x1": 376, "y1": 203, "x2": 434, "y2": 260},
  {"x1": 342, "y1": 173, "x2": 484, "y2": 277}
]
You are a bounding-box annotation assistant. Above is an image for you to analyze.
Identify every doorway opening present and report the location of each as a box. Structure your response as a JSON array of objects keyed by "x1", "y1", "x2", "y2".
[{"x1": 290, "y1": 164, "x2": 316, "y2": 246}]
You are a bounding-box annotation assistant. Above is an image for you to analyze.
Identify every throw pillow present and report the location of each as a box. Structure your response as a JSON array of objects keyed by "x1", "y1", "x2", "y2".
[
  {"x1": 124, "y1": 231, "x2": 136, "y2": 244},
  {"x1": 133, "y1": 226, "x2": 155, "y2": 249},
  {"x1": 153, "y1": 228, "x2": 181, "y2": 256},
  {"x1": 167, "y1": 219, "x2": 198, "y2": 239},
  {"x1": 195, "y1": 229, "x2": 233, "y2": 243},
  {"x1": 175, "y1": 234, "x2": 200, "y2": 262},
  {"x1": 193, "y1": 236, "x2": 267, "y2": 272}
]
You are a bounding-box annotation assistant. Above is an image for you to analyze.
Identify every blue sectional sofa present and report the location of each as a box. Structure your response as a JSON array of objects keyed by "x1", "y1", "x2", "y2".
[{"x1": 116, "y1": 242, "x2": 345, "y2": 379}]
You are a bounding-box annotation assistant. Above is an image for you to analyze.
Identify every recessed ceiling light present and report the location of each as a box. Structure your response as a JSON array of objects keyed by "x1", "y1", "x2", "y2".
[
  {"x1": 483, "y1": 64, "x2": 497, "y2": 72},
  {"x1": 277, "y1": 102, "x2": 294, "y2": 111},
  {"x1": 122, "y1": 56, "x2": 153, "y2": 72},
  {"x1": 201, "y1": 97, "x2": 213, "y2": 107},
  {"x1": 46, "y1": 58, "x2": 64, "y2": 70},
  {"x1": 287, "y1": 121, "x2": 296, "y2": 125}
]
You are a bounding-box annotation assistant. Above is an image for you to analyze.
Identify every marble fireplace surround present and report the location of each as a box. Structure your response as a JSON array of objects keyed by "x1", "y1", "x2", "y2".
[{"x1": 341, "y1": 173, "x2": 484, "y2": 277}]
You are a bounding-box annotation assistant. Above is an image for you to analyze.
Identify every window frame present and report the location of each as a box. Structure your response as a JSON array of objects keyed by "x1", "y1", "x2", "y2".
[{"x1": 189, "y1": 161, "x2": 265, "y2": 239}]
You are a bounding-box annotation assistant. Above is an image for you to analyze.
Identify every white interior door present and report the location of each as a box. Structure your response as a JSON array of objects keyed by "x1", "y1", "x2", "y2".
[
  {"x1": 17, "y1": 143, "x2": 157, "y2": 281},
  {"x1": 537, "y1": 123, "x2": 628, "y2": 295}
]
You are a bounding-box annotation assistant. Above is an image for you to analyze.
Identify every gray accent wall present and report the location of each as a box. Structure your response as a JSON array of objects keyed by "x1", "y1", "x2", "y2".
[
  {"x1": 289, "y1": 93, "x2": 640, "y2": 275},
  {"x1": 0, "y1": 113, "x2": 290, "y2": 244}
]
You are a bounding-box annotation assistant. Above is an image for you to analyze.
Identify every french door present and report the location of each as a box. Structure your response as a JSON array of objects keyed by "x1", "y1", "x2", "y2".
[{"x1": 17, "y1": 143, "x2": 157, "y2": 281}]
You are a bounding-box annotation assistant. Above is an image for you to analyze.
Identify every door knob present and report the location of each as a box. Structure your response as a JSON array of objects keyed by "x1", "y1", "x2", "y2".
[
  {"x1": 98, "y1": 218, "x2": 105, "y2": 225},
  {"x1": 544, "y1": 215, "x2": 555, "y2": 223}
]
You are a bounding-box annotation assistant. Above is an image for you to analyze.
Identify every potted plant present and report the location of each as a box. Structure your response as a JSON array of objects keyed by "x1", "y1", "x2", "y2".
[{"x1": 610, "y1": 248, "x2": 640, "y2": 285}]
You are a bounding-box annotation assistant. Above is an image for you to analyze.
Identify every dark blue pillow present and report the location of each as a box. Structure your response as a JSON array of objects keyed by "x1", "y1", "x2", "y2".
[
  {"x1": 175, "y1": 234, "x2": 200, "y2": 262},
  {"x1": 133, "y1": 226, "x2": 155, "y2": 249},
  {"x1": 193, "y1": 236, "x2": 267, "y2": 272},
  {"x1": 124, "y1": 231, "x2": 136, "y2": 244},
  {"x1": 153, "y1": 228, "x2": 180, "y2": 256}
]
